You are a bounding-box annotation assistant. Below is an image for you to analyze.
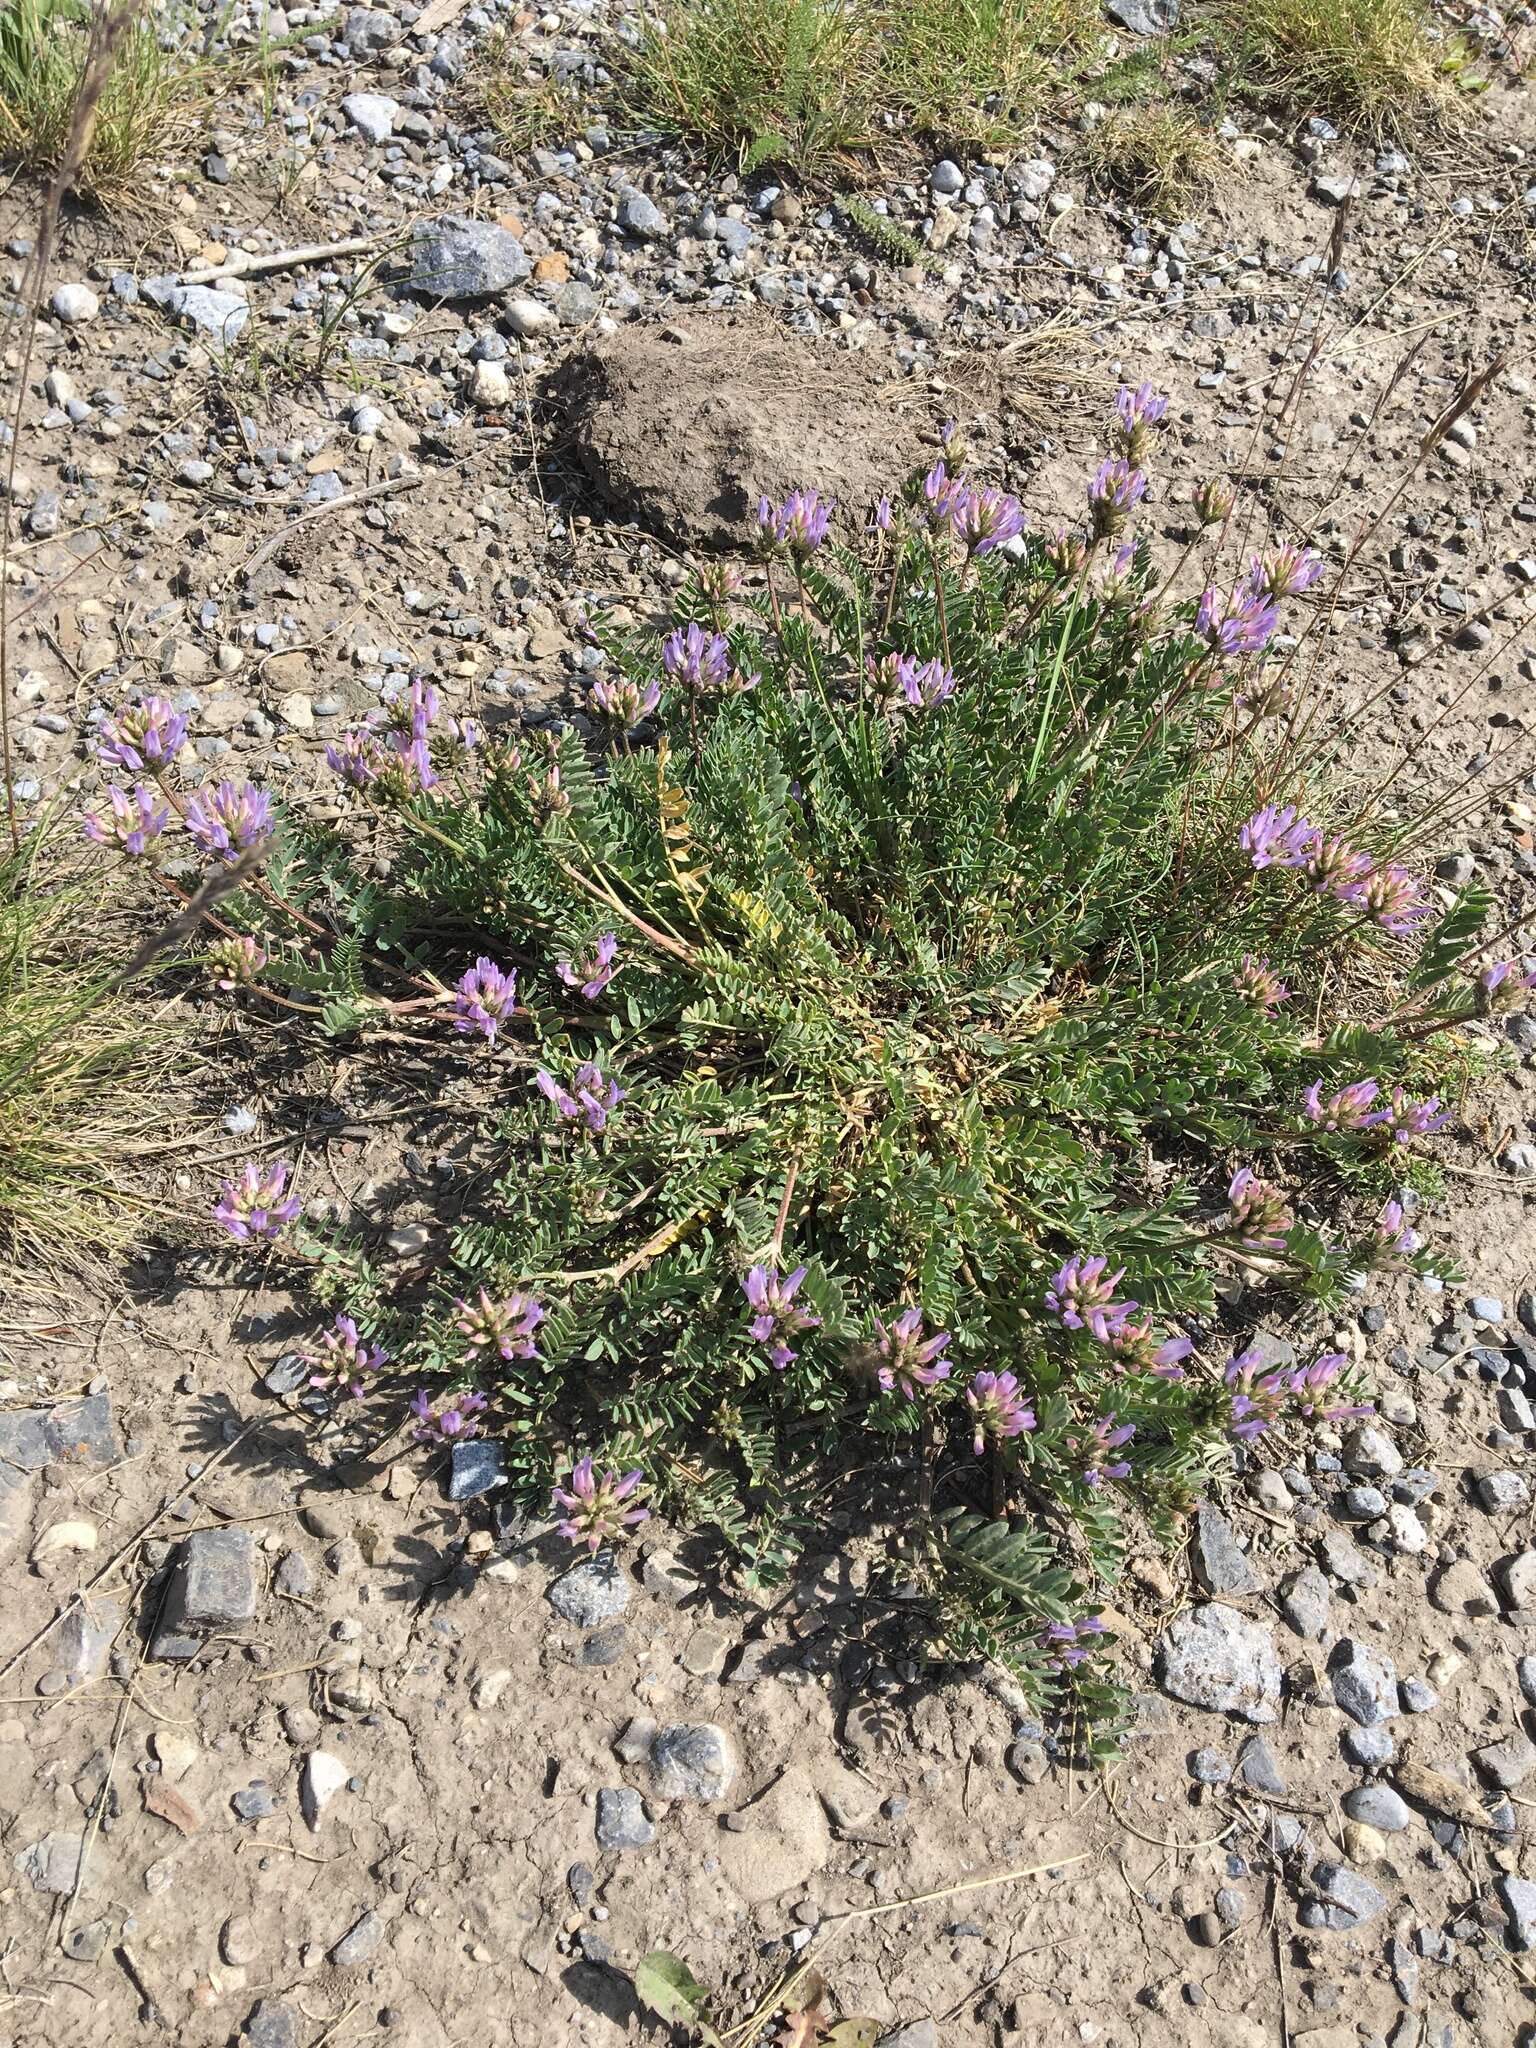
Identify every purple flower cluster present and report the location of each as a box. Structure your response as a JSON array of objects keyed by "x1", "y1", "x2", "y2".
[
  {"x1": 207, "y1": 935, "x2": 268, "y2": 989},
  {"x1": 1192, "y1": 476, "x2": 1235, "y2": 527},
  {"x1": 83, "y1": 783, "x2": 169, "y2": 856},
  {"x1": 536, "y1": 1060, "x2": 624, "y2": 1133},
  {"x1": 1354, "y1": 864, "x2": 1434, "y2": 938},
  {"x1": 965, "y1": 1370, "x2": 1035, "y2": 1454},
  {"x1": 1106, "y1": 1317, "x2": 1192, "y2": 1380},
  {"x1": 1480, "y1": 960, "x2": 1536, "y2": 996},
  {"x1": 1386, "y1": 1087, "x2": 1449, "y2": 1142},
  {"x1": 1227, "y1": 1167, "x2": 1294, "y2": 1252},
  {"x1": 1226, "y1": 1346, "x2": 1371, "y2": 1442},
  {"x1": 1302, "y1": 1079, "x2": 1447, "y2": 1143},
  {"x1": 871, "y1": 652, "x2": 956, "y2": 711},
  {"x1": 1239, "y1": 809, "x2": 1432, "y2": 939},
  {"x1": 1239, "y1": 804, "x2": 1316, "y2": 870},
  {"x1": 1195, "y1": 580, "x2": 1278, "y2": 658},
  {"x1": 324, "y1": 727, "x2": 386, "y2": 789},
  {"x1": 1039, "y1": 1614, "x2": 1107, "y2": 1673},
  {"x1": 185, "y1": 779, "x2": 274, "y2": 862},
  {"x1": 557, "y1": 933, "x2": 619, "y2": 1001},
  {"x1": 454, "y1": 1285, "x2": 544, "y2": 1363},
  {"x1": 1235, "y1": 954, "x2": 1291, "y2": 1011},
  {"x1": 96, "y1": 694, "x2": 188, "y2": 771},
  {"x1": 551, "y1": 1456, "x2": 649, "y2": 1552},
  {"x1": 743, "y1": 1263, "x2": 821, "y2": 1370},
  {"x1": 1305, "y1": 834, "x2": 1372, "y2": 897},
  {"x1": 871, "y1": 1308, "x2": 951, "y2": 1399},
  {"x1": 453, "y1": 957, "x2": 518, "y2": 1043},
  {"x1": 949, "y1": 483, "x2": 1025, "y2": 556},
  {"x1": 1088, "y1": 457, "x2": 1146, "y2": 540},
  {"x1": 1069, "y1": 1412, "x2": 1135, "y2": 1487},
  {"x1": 214, "y1": 1158, "x2": 300, "y2": 1243},
  {"x1": 1045, "y1": 1253, "x2": 1133, "y2": 1343},
  {"x1": 662, "y1": 621, "x2": 731, "y2": 694},
  {"x1": 307, "y1": 1314, "x2": 388, "y2": 1399},
  {"x1": 1113, "y1": 381, "x2": 1169, "y2": 463},
  {"x1": 589, "y1": 675, "x2": 661, "y2": 729},
  {"x1": 410, "y1": 1389, "x2": 488, "y2": 1444},
  {"x1": 1367, "y1": 1198, "x2": 1422, "y2": 1267},
  {"x1": 1252, "y1": 541, "x2": 1324, "y2": 602},
  {"x1": 757, "y1": 489, "x2": 834, "y2": 557}
]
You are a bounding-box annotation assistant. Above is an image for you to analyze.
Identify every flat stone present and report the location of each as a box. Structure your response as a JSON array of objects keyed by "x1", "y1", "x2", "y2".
[
  {"x1": 642, "y1": 1549, "x2": 701, "y2": 1606},
  {"x1": 1499, "y1": 1874, "x2": 1536, "y2": 1950},
  {"x1": 244, "y1": 1999, "x2": 301, "y2": 2048},
  {"x1": 154, "y1": 1525, "x2": 257, "y2": 1657},
  {"x1": 1477, "y1": 1470, "x2": 1531, "y2": 1512},
  {"x1": 1318, "y1": 1528, "x2": 1379, "y2": 1588},
  {"x1": 1190, "y1": 1747, "x2": 1231, "y2": 1785},
  {"x1": 617, "y1": 189, "x2": 667, "y2": 240},
  {"x1": 549, "y1": 1551, "x2": 630, "y2": 1627},
  {"x1": 1343, "y1": 1784, "x2": 1411, "y2": 1832},
  {"x1": 341, "y1": 91, "x2": 397, "y2": 142},
  {"x1": 1300, "y1": 1862, "x2": 1388, "y2": 1931},
  {"x1": 330, "y1": 1908, "x2": 385, "y2": 1965},
  {"x1": 1344, "y1": 1726, "x2": 1395, "y2": 1768},
  {"x1": 56, "y1": 1598, "x2": 123, "y2": 1685},
  {"x1": 1342, "y1": 1425, "x2": 1402, "y2": 1478},
  {"x1": 410, "y1": 213, "x2": 530, "y2": 298},
  {"x1": 14, "y1": 1830, "x2": 86, "y2": 1893},
  {"x1": 1157, "y1": 1603, "x2": 1281, "y2": 1723},
  {"x1": 142, "y1": 277, "x2": 250, "y2": 343},
  {"x1": 1329, "y1": 1640, "x2": 1398, "y2": 1727},
  {"x1": 877, "y1": 2025, "x2": 939, "y2": 2048},
  {"x1": 1475, "y1": 1732, "x2": 1536, "y2": 1790},
  {"x1": 1237, "y1": 1734, "x2": 1287, "y2": 1797},
  {"x1": 1279, "y1": 1564, "x2": 1330, "y2": 1639},
  {"x1": 1502, "y1": 1551, "x2": 1536, "y2": 1607},
  {"x1": 301, "y1": 1750, "x2": 348, "y2": 1830},
  {"x1": 62, "y1": 1918, "x2": 109, "y2": 1962},
  {"x1": 595, "y1": 1786, "x2": 654, "y2": 1849},
  {"x1": 716, "y1": 1766, "x2": 831, "y2": 1905},
  {"x1": 1193, "y1": 1505, "x2": 1260, "y2": 1596},
  {"x1": 0, "y1": 1393, "x2": 115, "y2": 1470},
  {"x1": 1105, "y1": 0, "x2": 1177, "y2": 29},
  {"x1": 1429, "y1": 1557, "x2": 1499, "y2": 1617},
  {"x1": 650, "y1": 1721, "x2": 737, "y2": 1802},
  {"x1": 448, "y1": 1440, "x2": 506, "y2": 1500}
]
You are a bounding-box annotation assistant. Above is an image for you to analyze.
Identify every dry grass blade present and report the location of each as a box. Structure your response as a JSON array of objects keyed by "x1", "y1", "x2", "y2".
[{"x1": 1079, "y1": 104, "x2": 1224, "y2": 217}]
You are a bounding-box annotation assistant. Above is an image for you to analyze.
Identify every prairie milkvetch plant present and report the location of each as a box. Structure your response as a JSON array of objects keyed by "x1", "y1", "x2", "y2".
[{"x1": 90, "y1": 381, "x2": 1530, "y2": 1745}]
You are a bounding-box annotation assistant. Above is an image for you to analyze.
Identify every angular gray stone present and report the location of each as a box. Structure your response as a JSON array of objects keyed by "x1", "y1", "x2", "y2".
[
  {"x1": 1157, "y1": 1603, "x2": 1281, "y2": 1723},
  {"x1": 57, "y1": 1599, "x2": 123, "y2": 1685},
  {"x1": 650, "y1": 1721, "x2": 737, "y2": 1802},
  {"x1": 617, "y1": 190, "x2": 667, "y2": 240},
  {"x1": 595, "y1": 1786, "x2": 654, "y2": 1849},
  {"x1": 1344, "y1": 1725, "x2": 1395, "y2": 1768},
  {"x1": 448, "y1": 1439, "x2": 505, "y2": 1500},
  {"x1": 1318, "y1": 1528, "x2": 1379, "y2": 1588},
  {"x1": 0, "y1": 1393, "x2": 115, "y2": 1470},
  {"x1": 1478, "y1": 1470, "x2": 1531, "y2": 1512},
  {"x1": 877, "y1": 2025, "x2": 940, "y2": 2048},
  {"x1": 409, "y1": 214, "x2": 530, "y2": 298},
  {"x1": 1193, "y1": 1504, "x2": 1260, "y2": 1596},
  {"x1": 1301, "y1": 1862, "x2": 1387, "y2": 1931},
  {"x1": 1502, "y1": 1550, "x2": 1536, "y2": 1608},
  {"x1": 1518, "y1": 1655, "x2": 1536, "y2": 1708},
  {"x1": 15, "y1": 1831, "x2": 86, "y2": 1893},
  {"x1": 549, "y1": 1551, "x2": 630, "y2": 1628},
  {"x1": 1279, "y1": 1564, "x2": 1330, "y2": 1639},
  {"x1": 244, "y1": 1999, "x2": 301, "y2": 2048},
  {"x1": 62, "y1": 1918, "x2": 109, "y2": 1962},
  {"x1": 1343, "y1": 1784, "x2": 1410, "y2": 1832},
  {"x1": 344, "y1": 6, "x2": 400, "y2": 52},
  {"x1": 1475, "y1": 1732, "x2": 1536, "y2": 1790},
  {"x1": 1429, "y1": 1556, "x2": 1498, "y2": 1617},
  {"x1": 154, "y1": 1525, "x2": 257, "y2": 1658},
  {"x1": 1237, "y1": 1734, "x2": 1287, "y2": 1797},
  {"x1": 330, "y1": 1909, "x2": 385, "y2": 1966},
  {"x1": 1329, "y1": 1639, "x2": 1398, "y2": 1727},
  {"x1": 1342, "y1": 1424, "x2": 1403, "y2": 1479},
  {"x1": 1499, "y1": 1874, "x2": 1536, "y2": 1950},
  {"x1": 1105, "y1": 0, "x2": 1178, "y2": 30},
  {"x1": 142, "y1": 277, "x2": 250, "y2": 343},
  {"x1": 341, "y1": 91, "x2": 397, "y2": 142}
]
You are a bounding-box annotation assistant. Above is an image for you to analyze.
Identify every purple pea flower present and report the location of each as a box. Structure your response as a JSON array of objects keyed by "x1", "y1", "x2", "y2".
[
  {"x1": 589, "y1": 676, "x2": 661, "y2": 729},
  {"x1": 409, "y1": 1389, "x2": 489, "y2": 1444},
  {"x1": 1040, "y1": 1614, "x2": 1107, "y2": 1673},
  {"x1": 1114, "y1": 381, "x2": 1168, "y2": 463},
  {"x1": 1069, "y1": 1412, "x2": 1135, "y2": 1486},
  {"x1": 557, "y1": 933, "x2": 619, "y2": 1002},
  {"x1": 307, "y1": 1313, "x2": 388, "y2": 1399},
  {"x1": 453, "y1": 957, "x2": 518, "y2": 1043},
  {"x1": 1227, "y1": 1167, "x2": 1294, "y2": 1252},
  {"x1": 662, "y1": 622, "x2": 731, "y2": 694},
  {"x1": 184, "y1": 779, "x2": 274, "y2": 862},
  {"x1": 757, "y1": 489, "x2": 833, "y2": 557},
  {"x1": 1480, "y1": 960, "x2": 1536, "y2": 998},
  {"x1": 536, "y1": 1060, "x2": 624, "y2": 1133},
  {"x1": 206, "y1": 934, "x2": 268, "y2": 990},
  {"x1": 1388, "y1": 1088, "x2": 1449, "y2": 1143},
  {"x1": 1287, "y1": 1352, "x2": 1372, "y2": 1423},
  {"x1": 1195, "y1": 582, "x2": 1280, "y2": 658},
  {"x1": 1192, "y1": 476, "x2": 1235, "y2": 527},
  {"x1": 1045, "y1": 1253, "x2": 1136, "y2": 1344},
  {"x1": 1088, "y1": 457, "x2": 1146, "y2": 539},
  {"x1": 743, "y1": 1263, "x2": 821, "y2": 1370},
  {"x1": 949, "y1": 485, "x2": 1025, "y2": 556},
  {"x1": 1302, "y1": 1078, "x2": 1392, "y2": 1132},
  {"x1": 1368, "y1": 1198, "x2": 1422, "y2": 1266},
  {"x1": 921, "y1": 460, "x2": 966, "y2": 530},
  {"x1": 1305, "y1": 834, "x2": 1374, "y2": 899},
  {"x1": 965, "y1": 1370, "x2": 1035, "y2": 1454},
  {"x1": 325, "y1": 728, "x2": 385, "y2": 789},
  {"x1": 454, "y1": 1285, "x2": 544, "y2": 1363},
  {"x1": 1239, "y1": 803, "x2": 1318, "y2": 871},
  {"x1": 83, "y1": 783, "x2": 169, "y2": 856},
  {"x1": 1106, "y1": 1317, "x2": 1192, "y2": 1380},
  {"x1": 1352, "y1": 863, "x2": 1434, "y2": 937},
  {"x1": 1235, "y1": 954, "x2": 1291, "y2": 1010},
  {"x1": 214, "y1": 1158, "x2": 301, "y2": 1243},
  {"x1": 1252, "y1": 541, "x2": 1323, "y2": 601},
  {"x1": 551, "y1": 1456, "x2": 649, "y2": 1553},
  {"x1": 872, "y1": 496, "x2": 894, "y2": 534},
  {"x1": 872, "y1": 1308, "x2": 952, "y2": 1399},
  {"x1": 95, "y1": 694, "x2": 188, "y2": 772},
  {"x1": 1225, "y1": 1346, "x2": 1290, "y2": 1442},
  {"x1": 892, "y1": 653, "x2": 956, "y2": 711}
]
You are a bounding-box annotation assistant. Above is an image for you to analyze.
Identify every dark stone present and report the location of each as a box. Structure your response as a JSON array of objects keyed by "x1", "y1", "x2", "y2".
[
  {"x1": 409, "y1": 214, "x2": 530, "y2": 298},
  {"x1": 0, "y1": 1393, "x2": 115, "y2": 1470},
  {"x1": 244, "y1": 2000, "x2": 301, "y2": 2048},
  {"x1": 153, "y1": 1526, "x2": 258, "y2": 1659},
  {"x1": 447, "y1": 1439, "x2": 506, "y2": 1500}
]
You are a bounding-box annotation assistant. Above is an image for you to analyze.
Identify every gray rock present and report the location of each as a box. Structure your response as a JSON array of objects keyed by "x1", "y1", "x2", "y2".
[
  {"x1": 1279, "y1": 1564, "x2": 1330, "y2": 1639},
  {"x1": 1237, "y1": 1734, "x2": 1287, "y2": 1796},
  {"x1": 549, "y1": 1551, "x2": 630, "y2": 1628},
  {"x1": 244, "y1": 1999, "x2": 302, "y2": 2048},
  {"x1": 51, "y1": 282, "x2": 99, "y2": 325},
  {"x1": 344, "y1": 6, "x2": 400, "y2": 53},
  {"x1": 877, "y1": 2025, "x2": 939, "y2": 2048},
  {"x1": 650, "y1": 1722, "x2": 737, "y2": 1802},
  {"x1": 1329, "y1": 1639, "x2": 1398, "y2": 1727},
  {"x1": 1502, "y1": 1141, "x2": 1536, "y2": 1178},
  {"x1": 1475, "y1": 1732, "x2": 1536, "y2": 1790},
  {"x1": 1343, "y1": 1784, "x2": 1410, "y2": 1832},
  {"x1": 1312, "y1": 172, "x2": 1362, "y2": 204},
  {"x1": 341, "y1": 92, "x2": 397, "y2": 142},
  {"x1": 1470, "y1": 1294, "x2": 1506, "y2": 1324},
  {"x1": 504, "y1": 297, "x2": 559, "y2": 339},
  {"x1": 410, "y1": 214, "x2": 530, "y2": 298},
  {"x1": 56, "y1": 1599, "x2": 123, "y2": 1685},
  {"x1": 154, "y1": 1525, "x2": 257, "y2": 1657},
  {"x1": 930, "y1": 160, "x2": 964, "y2": 196},
  {"x1": 14, "y1": 1831, "x2": 86, "y2": 1893},
  {"x1": 0, "y1": 1392, "x2": 115, "y2": 1469},
  {"x1": 1193, "y1": 1504, "x2": 1260, "y2": 1596},
  {"x1": 1344, "y1": 1726, "x2": 1395, "y2": 1768},
  {"x1": 595, "y1": 1786, "x2": 654, "y2": 1849},
  {"x1": 143, "y1": 278, "x2": 250, "y2": 343},
  {"x1": 617, "y1": 190, "x2": 667, "y2": 240},
  {"x1": 1318, "y1": 1528, "x2": 1379, "y2": 1588},
  {"x1": 1499, "y1": 1386, "x2": 1536, "y2": 1433},
  {"x1": 330, "y1": 1909, "x2": 385, "y2": 1966},
  {"x1": 1518, "y1": 1654, "x2": 1536, "y2": 1708},
  {"x1": 1190, "y1": 1747, "x2": 1231, "y2": 1784},
  {"x1": 1499, "y1": 1874, "x2": 1536, "y2": 1950},
  {"x1": 1480, "y1": 1471, "x2": 1532, "y2": 1512},
  {"x1": 448, "y1": 1440, "x2": 505, "y2": 1500},
  {"x1": 1399, "y1": 1675, "x2": 1438, "y2": 1714},
  {"x1": 1429, "y1": 1556, "x2": 1498, "y2": 1617},
  {"x1": 1301, "y1": 1862, "x2": 1388, "y2": 1931},
  {"x1": 274, "y1": 1550, "x2": 313, "y2": 1598},
  {"x1": 62, "y1": 1918, "x2": 109, "y2": 1962},
  {"x1": 1343, "y1": 1424, "x2": 1403, "y2": 1479},
  {"x1": 0, "y1": 1461, "x2": 32, "y2": 1562},
  {"x1": 1340, "y1": 1485, "x2": 1388, "y2": 1520},
  {"x1": 1105, "y1": 0, "x2": 1178, "y2": 30},
  {"x1": 261, "y1": 1353, "x2": 309, "y2": 1396},
  {"x1": 1157, "y1": 1603, "x2": 1281, "y2": 1723},
  {"x1": 641, "y1": 1550, "x2": 701, "y2": 1605}
]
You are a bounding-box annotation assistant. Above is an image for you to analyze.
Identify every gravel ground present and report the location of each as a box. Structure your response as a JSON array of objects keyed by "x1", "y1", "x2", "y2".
[{"x1": 4, "y1": 2, "x2": 1536, "y2": 2043}]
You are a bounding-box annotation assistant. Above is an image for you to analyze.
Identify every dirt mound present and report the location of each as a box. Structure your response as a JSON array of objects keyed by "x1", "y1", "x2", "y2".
[{"x1": 558, "y1": 312, "x2": 926, "y2": 549}]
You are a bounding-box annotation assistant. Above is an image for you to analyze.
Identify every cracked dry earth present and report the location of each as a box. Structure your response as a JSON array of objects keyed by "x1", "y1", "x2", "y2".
[{"x1": 7, "y1": 2, "x2": 1536, "y2": 2042}]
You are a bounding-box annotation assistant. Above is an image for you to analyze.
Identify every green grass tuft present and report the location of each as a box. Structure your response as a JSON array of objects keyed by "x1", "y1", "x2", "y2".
[
  {"x1": 1218, "y1": 0, "x2": 1474, "y2": 135},
  {"x1": 1080, "y1": 103, "x2": 1223, "y2": 216}
]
